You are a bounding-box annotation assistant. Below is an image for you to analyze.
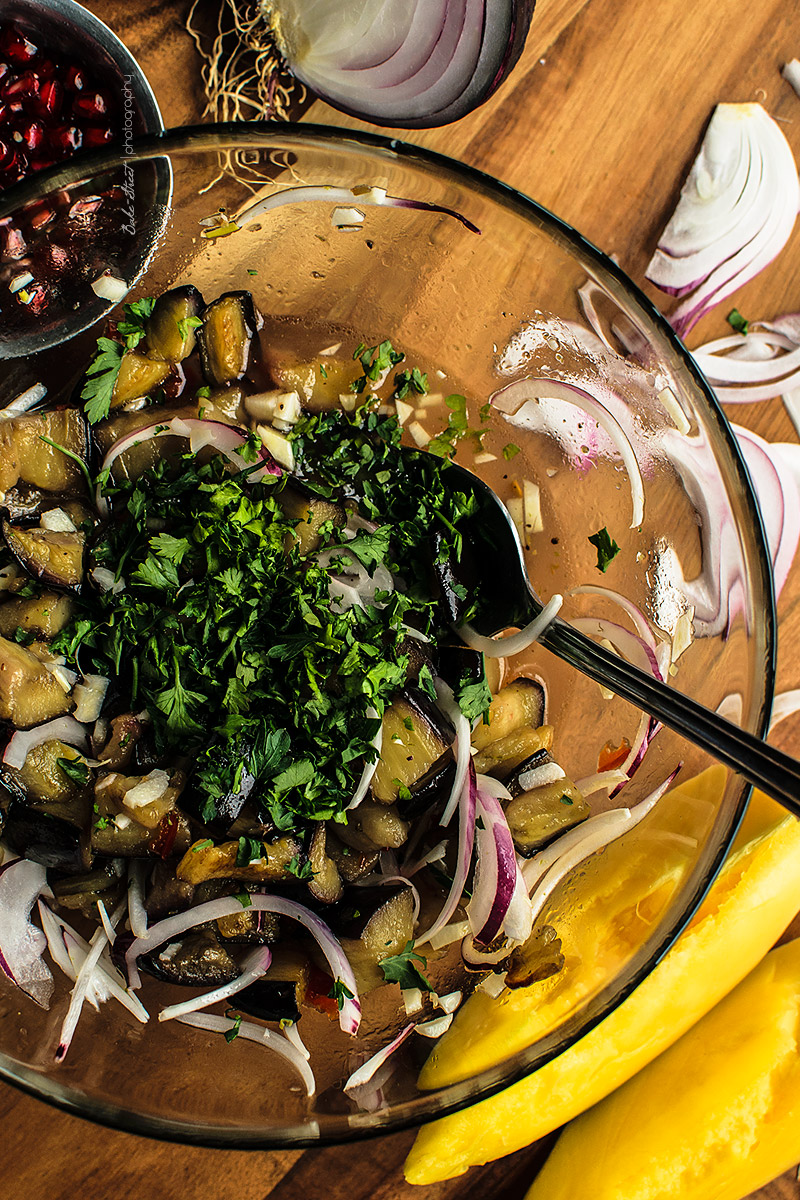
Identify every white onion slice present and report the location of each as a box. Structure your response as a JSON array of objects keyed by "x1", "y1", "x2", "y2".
[
  {"x1": 569, "y1": 616, "x2": 663, "y2": 681},
  {"x1": 414, "y1": 1012, "x2": 454, "y2": 1038},
  {"x1": 158, "y1": 945, "x2": 272, "y2": 1022},
  {"x1": 459, "y1": 594, "x2": 564, "y2": 659},
  {"x1": 176, "y1": 1012, "x2": 316, "y2": 1096},
  {"x1": 264, "y1": 0, "x2": 534, "y2": 128},
  {"x1": 770, "y1": 690, "x2": 800, "y2": 732},
  {"x1": 415, "y1": 761, "x2": 477, "y2": 947},
  {"x1": 347, "y1": 706, "x2": 383, "y2": 810},
  {"x1": 0, "y1": 381, "x2": 46, "y2": 419},
  {"x1": 56, "y1": 896, "x2": 127, "y2": 1060},
  {"x1": 344, "y1": 1023, "x2": 414, "y2": 1095},
  {"x1": 91, "y1": 273, "x2": 129, "y2": 303},
  {"x1": 0, "y1": 857, "x2": 53, "y2": 1009},
  {"x1": 125, "y1": 894, "x2": 360, "y2": 1034},
  {"x1": 3, "y1": 715, "x2": 88, "y2": 771},
  {"x1": 646, "y1": 104, "x2": 799, "y2": 337},
  {"x1": 433, "y1": 678, "x2": 470, "y2": 828},
  {"x1": 96, "y1": 418, "x2": 281, "y2": 515},
  {"x1": 492, "y1": 378, "x2": 645, "y2": 527},
  {"x1": 731, "y1": 424, "x2": 800, "y2": 600},
  {"x1": 236, "y1": 183, "x2": 479, "y2": 235},
  {"x1": 574, "y1": 769, "x2": 630, "y2": 796}
]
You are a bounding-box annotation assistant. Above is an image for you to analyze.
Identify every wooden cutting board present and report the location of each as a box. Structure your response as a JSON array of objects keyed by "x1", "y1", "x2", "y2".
[{"x1": 2, "y1": 1, "x2": 800, "y2": 1197}]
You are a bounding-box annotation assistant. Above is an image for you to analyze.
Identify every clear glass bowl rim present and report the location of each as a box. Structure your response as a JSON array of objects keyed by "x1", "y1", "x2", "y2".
[{"x1": 0, "y1": 122, "x2": 777, "y2": 1149}]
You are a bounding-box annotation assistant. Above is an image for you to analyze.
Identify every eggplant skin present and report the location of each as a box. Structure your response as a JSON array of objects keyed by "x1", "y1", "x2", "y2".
[
  {"x1": 199, "y1": 292, "x2": 260, "y2": 388},
  {"x1": 145, "y1": 285, "x2": 205, "y2": 363},
  {"x1": 2, "y1": 798, "x2": 89, "y2": 873},
  {"x1": 3, "y1": 521, "x2": 85, "y2": 593},
  {"x1": 371, "y1": 686, "x2": 456, "y2": 804}
]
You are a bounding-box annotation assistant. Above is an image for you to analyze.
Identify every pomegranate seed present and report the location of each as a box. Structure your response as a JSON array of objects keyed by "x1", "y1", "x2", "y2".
[
  {"x1": 28, "y1": 154, "x2": 55, "y2": 174},
  {"x1": 48, "y1": 124, "x2": 82, "y2": 156},
  {"x1": 33, "y1": 56, "x2": 56, "y2": 79},
  {"x1": 0, "y1": 138, "x2": 17, "y2": 170},
  {"x1": 69, "y1": 195, "x2": 102, "y2": 217},
  {"x1": 2, "y1": 69, "x2": 39, "y2": 104},
  {"x1": 46, "y1": 243, "x2": 68, "y2": 272},
  {"x1": 33, "y1": 77, "x2": 62, "y2": 119},
  {"x1": 0, "y1": 224, "x2": 26, "y2": 259},
  {"x1": 0, "y1": 28, "x2": 38, "y2": 65},
  {"x1": 64, "y1": 64, "x2": 86, "y2": 92},
  {"x1": 73, "y1": 90, "x2": 110, "y2": 121},
  {"x1": 16, "y1": 120, "x2": 44, "y2": 152},
  {"x1": 82, "y1": 125, "x2": 115, "y2": 148},
  {"x1": 0, "y1": 63, "x2": 9, "y2": 83}
]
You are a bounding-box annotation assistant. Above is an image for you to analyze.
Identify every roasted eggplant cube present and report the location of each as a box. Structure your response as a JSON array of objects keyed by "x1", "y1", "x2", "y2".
[
  {"x1": 199, "y1": 292, "x2": 260, "y2": 387},
  {"x1": 473, "y1": 724, "x2": 553, "y2": 779},
  {"x1": 279, "y1": 486, "x2": 346, "y2": 556},
  {"x1": 3, "y1": 797, "x2": 90, "y2": 873},
  {"x1": 371, "y1": 688, "x2": 455, "y2": 804},
  {"x1": 325, "y1": 831, "x2": 378, "y2": 883},
  {"x1": 193, "y1": 879, "x2": 281, "y2": 945},
  {"x1": 110, "y1": 351, "x2": 171, "y2": 409},
  {"x1": 0, "y1": 591, "x2": 74, "y2": 640},
  {"x1": 0, "y1": 408, "x2": 89, "y2": 496},
  {"x1": 503, "y1": 753, "x2": 590, "y2": 855},
  {"x1": 470, "y1": 678, "x2": 546, "y2": 752},
  {"x1": 400, "y1": 756, "x2": 456, "y2": 820},
  {"x1": 140, "y1": 930, "x2": 240, "y2": 987},
  {"x1": 338, "y1": 887, "x2": 415, "y2": 994},
  {"x1": 307, "y1": 823, "x2": 343, "y2": 905},
  {"x1": 50, "y1": 862, "x2": 123, "y2": 910},
  {"x1": 175, "y1": 835, "x2": 301, "y2": 885},
  {"x1": 341, "y1": 799, "x2": 410, "y2": 852},
  {"x1": 3, "y1": 521, "x2": 85, "y2": 592},
  {"x1": 145, "y1": 285, "x2": 204, "y2": 363},
  {"x1": 17, "y1": 739, "x2": 88, "y2": 803},
  {"x1": 505, "y1": 924, "x2": 565, "y2": 989},
  {"x1": 0, "y1": 636, "x2": 74, "y2": 726},
  {"x1": 236, "y1": 949, "x2": 310, "y2": 1023}
]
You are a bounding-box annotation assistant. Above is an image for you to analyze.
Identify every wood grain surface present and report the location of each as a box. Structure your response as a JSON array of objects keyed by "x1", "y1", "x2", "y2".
[{"x1": 3, "y1": 0, "x2": 800, "y2": 1197}]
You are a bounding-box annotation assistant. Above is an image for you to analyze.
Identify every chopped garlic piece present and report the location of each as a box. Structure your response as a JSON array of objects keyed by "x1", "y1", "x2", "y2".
[
  {"x1": 331, "y1": 206, "x2": 365, "y2": 228},
  {"x1": 523, "y1": 479, "x2": 544, "y2": 533},
  {"x1": 402, "y1": 987, "x2": 423, "y2": 1015},
  {"x1": 395, "y1": 399, "x2": 414, "y2": 425},
  {"x1": 123, "y1": 769, "x2": 171, "y2": 810},
  {"x1": 73, "y1": 675, "x2": 110, "y2": 724},
  {"x1": 40, "y1": 507, "x2": 77, "y2": 533},
  {"x1": 415, "y1": 1012, "x2": 454, "y2": 1038},
  {"x1": 408, "y1": 421, "x2": 431, "y2": 447},
  {"x1": 473, "y1": 452, "x2": 497, "y2": 465}
]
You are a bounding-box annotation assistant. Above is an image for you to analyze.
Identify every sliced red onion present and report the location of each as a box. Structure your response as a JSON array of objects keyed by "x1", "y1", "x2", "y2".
[
  {"x1": 574, "y1": 769, "x2": 630, "y2": 796},
  {"x1": 433, "y1": 678, "x2": 470, "y2": 828},
  {"x1": 346, "y1": 707, "x2": 383, "y2": 811},
  {"x1": 646, "y1": 104, "x2": 800, "y2": 337},
  {"x1": 492, "y1": 378, "x2": 645, "y2": 527},
  {"x1": 569, "y1": 585, "x2": 662, "y2": 656},
  {"x1": 125, "y1": 894, "x2": 360, "y2": 1034},
  {"x1": 45, "y1": 904, "x2": 149, "y2": 1025},
  {"x1": 609, "y1": 714, "x2": 661, "y2": 798},
  {"x1": 569, "y1": 616, "x2": 663, "y2": 681},
  {"x1": 459, "y1": 594, "x2": 564, "y2": 659},
  {"x1": 37, "y1": 900, "x2": 78, "y2": 982},
  {"x1": 730, "y1": 424, "x2": 800, "y2": 600},
  {"x1": 96, "y1": 418, "x2": 281, "y2": 515},
  {"x1": 461, "y1": 934, "x2": 512, "y2": 966},
  {"x1": 467, "y1": 785, "x2": 531, "y2": 945},
  {"x1": 3, "y1": 715, "x2": 88, "y2": 771},
  {"x1": 236, "y1": 183, "x2": 479, "y2": 235},
  {"x1": 415, "y1": 761, "x2": 477, "y2": 947},
  {"x1": 263, "y1": 1, "x2": 533, "y2": 129},
  {"x1": 691, "y1": 324, "x2": 800, "y2": 404},
  {"x1": 401, "y1": 838, "x2": 447, "y2": 877},
  {"x1": 0, "y1": 382, "x2": 47, "y2": 418},
  {"x1": 282, "y1": 1019, "x2": 310, "y2": 1061},
  {"x1": 176, "y1": 1012, "x2": 316, "y2": 1096},
  {"x1": 344, "y1": 1023, "x2": 414, "y2": 1096},
  {"x1": 523, "y1": 770, "x2": 680, "y2": 924},
  {"x1": 0, "y1": 857, "x2": 53, "y2": 1009},
  {"x1": 159, "y1": 945, "x2": 272, "y2": 1023},
  {"x1": 56, "y1": 896, "x2": 127, "y2": 1061}
]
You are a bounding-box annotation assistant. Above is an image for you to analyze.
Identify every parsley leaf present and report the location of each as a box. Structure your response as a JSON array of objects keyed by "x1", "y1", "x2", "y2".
[
  {"x1": 328, "y1": 978, "x2": 355, "y2": 1009},
  {"x1": 236, "y1": 836, "x2": 263, "y2": 867},
  {"x1": 456, "y1": 673, "x2": 492, "y2": 724},
  {"x1": 287, "y1": 854, "x2": 314, "y2": 880},
  {"x1": 727, "y1": 308, "x2": 749, "y2": 335},
  {"x1": 589, "y1": 527, "x2": 621, "y2": 572},
  {"x1": 379, "y1": 940, "x2": 433, "y2": 991},
  {"x1": 502, "y1": 443, "x2": 521, "y2": 461},
  {"x1": 80, "y1": 336, "x2": 124, "y2": 424},
  {"x1": 224, "y1": 1013, "x2": 243, "y2": 1043},
  {"x1": 56, "y1": 757, "x2": 90, "y2": 787}
]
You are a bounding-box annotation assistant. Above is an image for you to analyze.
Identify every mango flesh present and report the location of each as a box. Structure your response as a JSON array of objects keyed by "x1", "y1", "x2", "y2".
[
  {"x1": 404, "y1": 778, "x2": 800, "y2": 1184},
  {"x1": 526, "y1": 936, "x2": 800, "y2": 1200}
]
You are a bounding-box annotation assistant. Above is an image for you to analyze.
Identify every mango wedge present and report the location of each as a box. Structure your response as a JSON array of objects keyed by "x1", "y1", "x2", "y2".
[
  {"x1": 404, "y1": 781, "x2": 800, "y2": 1184},
  {"x1": 526, "y1": 936, "x2": 800, "y2": 1200}
]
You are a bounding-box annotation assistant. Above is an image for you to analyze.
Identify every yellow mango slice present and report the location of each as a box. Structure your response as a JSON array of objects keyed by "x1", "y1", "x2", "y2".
[
  {"x1": 526, "y1": 937, "x2": 800, "y2": 1200},
  {"x1": 404, "y1": 778, "x2": 800, "y2": 1184}
]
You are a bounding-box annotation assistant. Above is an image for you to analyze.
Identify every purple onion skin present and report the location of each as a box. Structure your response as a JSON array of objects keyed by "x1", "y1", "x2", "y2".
[{"x1": 309, "y1": 0, "x2": 536, "y2": 131}]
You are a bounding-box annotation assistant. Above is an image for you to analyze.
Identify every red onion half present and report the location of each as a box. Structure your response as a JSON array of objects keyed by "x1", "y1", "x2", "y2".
[
  {"x1": 467, "y1": 783, "x2": 532, "y2": 945},
  {"x1": 0, "y1": 857, "x2": 53, "y2": 1009},
  {"x1": 265, "y1": 0, "x2": 535, "y2": 128},
  {"x1": 646, "y1": 104, "x2": 799, "y2": 338}
]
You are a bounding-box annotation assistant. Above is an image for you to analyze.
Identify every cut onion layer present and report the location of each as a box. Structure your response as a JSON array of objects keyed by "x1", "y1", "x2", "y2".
[
  {"x1": 646, "y1": 104, "x2": 800, "y2": 337},
  {"x1": 3, "y1": 715, "x2": 88, "y2": 771},
  {"x1": 492, "y1": 378, "x2": 645, "y2": 527},
  {"x1": 125, "y1": 894, "x2": 360, "y2": 1035},
  {"x1": 264, "y1": 0, "x2": 534, "y2": 128},
  {"x1": 236, "y1": 183, "x2": 480, "y2": 235},
  {"x1": 177, "y1": 1012, "x2": 315, "y2": 1096},
  {"x1": 459, "y1": 594, "x2": 563, "y2": 659},
  {"x1": 415, "y1": 761, "x2": 477, "y2": 947},
  {"x1": 344, "y1": 1023, "x2": 414, "y2": 1096},
  {"x1": 467, "y1": 784, "x2": 531, "y2": 945},
  {"x1": 730, "y1": 424, "x2": 800, "y2": 600},
  {"x1": 433, "y1": 678, "x2": 471, "y2": 828},
  {"x1": 0, "y1": 857, "x2": 52, "y2": 1009}
]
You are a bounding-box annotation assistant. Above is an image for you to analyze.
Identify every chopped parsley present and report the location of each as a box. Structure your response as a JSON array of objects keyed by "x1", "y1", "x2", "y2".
[
  {"x1": 502, "y1": 443, "x2": 521, "y2": 461},
  {"x1": 727, "y1": 308, "x2": 749, "y2": 335},
  {"x1": 379, "y1": 940, "x2": 433, "y2": 991},
  {"x1": 287, "y1": 855, "x2": 314, "y2": 881},
  {"x1": 589, "y1": 527, "x2": 620, "y2": 572},
  {"x1": 224, "y1": 1012, "x2": 243, "y2": 1042},
  {"x1": 56, "y1": 757, "x2": 90, "y2": 787},
  {"x1": 328, "y1": 978, "x2": 355, "y2": 1009},
  {"x1": 80, "y1": 297, "x2": 156, "y2": 424}
]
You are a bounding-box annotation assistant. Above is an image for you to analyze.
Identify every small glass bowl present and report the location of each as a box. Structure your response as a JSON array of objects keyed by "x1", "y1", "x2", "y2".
[{"x1": 0, "y1": 124, "x2": 774, "y2": 1147}]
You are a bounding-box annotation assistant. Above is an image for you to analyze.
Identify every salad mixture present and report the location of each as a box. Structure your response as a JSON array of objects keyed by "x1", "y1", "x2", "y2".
[{"x1": 0, "y1": 285, "x2": 668, "y2": 1100}]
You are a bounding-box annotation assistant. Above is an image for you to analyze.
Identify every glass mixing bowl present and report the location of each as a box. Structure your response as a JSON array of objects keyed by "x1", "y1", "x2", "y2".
[{"x1": 0, "y1": 124, "x2": 775, "y2": 1146}]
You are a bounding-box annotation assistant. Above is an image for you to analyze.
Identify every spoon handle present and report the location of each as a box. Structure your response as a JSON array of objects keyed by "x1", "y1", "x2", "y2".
[{"x1": 541, "y1": 617, "x2": 800, "y2": 818}]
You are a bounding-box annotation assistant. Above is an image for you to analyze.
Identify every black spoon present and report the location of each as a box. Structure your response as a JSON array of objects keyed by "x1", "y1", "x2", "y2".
[{"x1": 414, "y1": 451, "x2": 800, "y2": 818}]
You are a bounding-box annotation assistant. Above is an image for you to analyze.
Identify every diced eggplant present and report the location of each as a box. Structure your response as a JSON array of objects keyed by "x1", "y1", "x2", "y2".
[
  {"x1": 97, "y1": 713, "x2": 145, "y2": 771},
  {"x1": 337, "y1": 886, "x2": 415, "y2": 993},
  {"x1": 199, "y1": 292, "x2": 260, "y2": 387},
  {"x1": 145, "y1": 285, "x2": 204, "y2": 363},
  {"x1": 0, "y1": 408, "x2": 89, "y2": 496},
  {"x1": 110, "y1": 352, "x2": 171, "y2": 409},
  {"x1": 307, "y1": 823, "x2": 343, "y2": 905},
  {"x1": 193, "y1": 879, "x2": 281, "y2": 944},
  {"x1": 49, "y1": 862, "x2": 124, "y2": 911},
  {"x1": 397, "y1": 634, "x2": 434, "y2": 684},
  {"x1": 205, "y1": 386, "x2": 246, "y2": 423},
  {"x1": 399, "y1": 756, "x2": 456, "y2": 820},
  {"x1": 2, "y1": 796, "x2": 90, "y2": 873},
  {"x1": 17, "y1": 739, "x2": 88, "y2": 803},
  {"x1": 94, "y1": 768, "x2": 186, "y2": 832},
  {"x1": 1, "y1": 486, "x2": 94, "y2": 528},
  {"x1": 503, "y1": 750, "x2": 590, "y2": 855},
  {"x1": 175, "y1": 834, "x2": 301, "y2": 885},
  {"x1": 0, "y1": 635, "x2": 74, "y2": 727},
  {"x1": 505, "y1": 924, "x2": 565, "y2": 989},
  {"x1": 325, "y1": 831, "x2": 378, "y2": 883},
  {"x1": 0, "y1": 591, "x2": 74, "y2": 640},
  {"x1": 143, "y1": 860, "x2": 195, "y2": 920},
  {"x1": 3, "y1": 520, "x2": 85, "y2": 592},
  {"x1": 235, "y1": 948, "x2": 310, "y2": 1023},
  {"x1": 470, "y1": 679, "x2": 546, "y2": 752},
  {"x1": 436, "y1": 645, "x2": 485, "y2": 691},
  {"x1": 340, "y1": 799, "x2": 410, "y2": 852},
  {"x1": 278, "y1": 485, "x2": 346, "y2": 556},
  {"x1": 371, "y1": 687, "x2": 455, "y2": 804},
  {"x1": 472, "y1": 725, "x2": 554, "y2": 780},
  {"x1": 271, "y1": 357, "x2": 363, "y2": 413},
  {"x1": 432, "y1": 529, "x2": 480, "y2": 626},
  {"x1": 140, "y1": 930, "x2": 240, "y2": 987}
]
